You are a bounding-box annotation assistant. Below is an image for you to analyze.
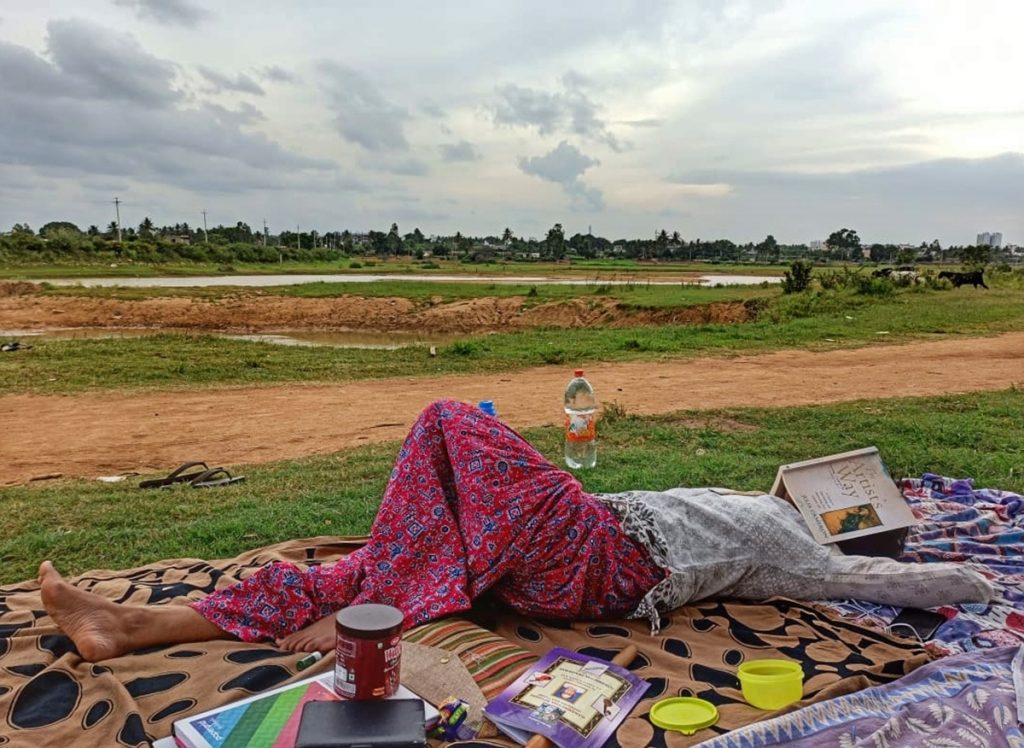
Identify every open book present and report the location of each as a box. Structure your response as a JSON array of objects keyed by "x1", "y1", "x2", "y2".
[
  {"x1": 483, "y1": 648, "x2": 648, "y2": 748},
  {"x1": 771, "y1": 446, "x2": 916, "y2": 545}
]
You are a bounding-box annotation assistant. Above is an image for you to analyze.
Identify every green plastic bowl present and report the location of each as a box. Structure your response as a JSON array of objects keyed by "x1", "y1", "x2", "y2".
[{"x1": 737, "y1": 659, "x2": 804, "y2": 710}]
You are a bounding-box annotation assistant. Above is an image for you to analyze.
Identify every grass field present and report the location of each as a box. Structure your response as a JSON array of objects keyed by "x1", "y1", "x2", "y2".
[
  {"x1": 1, "y1": 257, "x2": 785, "y2": 280},
  {"x1": 3, "y1": 285, "x2": 1022, "y2": 394},
  {"x1": 2, "y1": 388, "x2": 1020, "y2": 584}
]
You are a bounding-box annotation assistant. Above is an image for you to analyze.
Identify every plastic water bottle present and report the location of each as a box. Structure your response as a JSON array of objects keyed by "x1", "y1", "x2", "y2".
[
  {"x1": 478, "y1": 400, "x2": 497, "y2": 417},
  {"x1": 564, "y1": 369, "x2": 597, "y2": 469}
]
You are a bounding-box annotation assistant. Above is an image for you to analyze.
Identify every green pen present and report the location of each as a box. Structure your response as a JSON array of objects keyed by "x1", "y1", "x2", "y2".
[{"x1": 297, "y1": 651, "x2": 326, "y2": 671}]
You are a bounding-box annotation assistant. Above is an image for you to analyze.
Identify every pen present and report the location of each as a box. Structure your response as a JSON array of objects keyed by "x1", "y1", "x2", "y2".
[{"x1": 297, "y1": 651, "x2": 326, "y2": 671}]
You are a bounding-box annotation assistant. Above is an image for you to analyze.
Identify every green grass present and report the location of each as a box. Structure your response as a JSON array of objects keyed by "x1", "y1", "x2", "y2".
[
  {"x1": 2, "y1": 388, "x2": 1020, "y2": 584},
  {"x1": 0, "y1": 257, "x2": 785, "y2": 280},
  {"x1": 2, "y1": 286, "x2": 1022, "y2": 394},
  {"x1": 4, "y1": 256, "x2": 778, "y2": 278}
]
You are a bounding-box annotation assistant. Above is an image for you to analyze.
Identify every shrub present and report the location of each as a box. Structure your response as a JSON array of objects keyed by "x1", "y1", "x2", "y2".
[
  {"x1": 349, "y1": 261, "x2": 362, "y2": 269},
  {"x1": 854, "y1": 276, "x2": 895, "y2": 296},
  {"x1": 781, "y1": 260, "x2": 813, "y2": 294},
  {"x1": 447, "y1": 341, "x2": 479, "y2": 356}
]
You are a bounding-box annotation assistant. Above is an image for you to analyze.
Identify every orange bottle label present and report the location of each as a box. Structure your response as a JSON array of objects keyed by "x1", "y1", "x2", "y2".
[{"x1": 565, "y1": 413, "x2": 596, "y2": 443}]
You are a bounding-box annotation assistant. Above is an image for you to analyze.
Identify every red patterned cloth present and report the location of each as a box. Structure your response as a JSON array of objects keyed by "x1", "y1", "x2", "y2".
[{"x1": 192, "y1": 400, "x2": 665, "y2": 641}]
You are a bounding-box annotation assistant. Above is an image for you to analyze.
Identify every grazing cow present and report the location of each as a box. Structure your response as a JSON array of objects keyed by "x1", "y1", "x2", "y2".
[
  {"x1": 938, "y1": 270, "x2": 989, "y2": 289},
  {"x1": 872, "y1": 267, "x2": 920, "y2": 284},
  {"x1": 891, "y1": 269, "x2": 921, "y2": 284}
]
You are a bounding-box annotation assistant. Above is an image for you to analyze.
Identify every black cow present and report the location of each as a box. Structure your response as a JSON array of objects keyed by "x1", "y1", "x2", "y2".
[{"x1": 938, "y1": 270, "x2": 988, "y2": 289}]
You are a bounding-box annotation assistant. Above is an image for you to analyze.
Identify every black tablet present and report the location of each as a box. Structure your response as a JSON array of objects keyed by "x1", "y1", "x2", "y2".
[{"x1": 295, "y1": 699, "x2": 426, "y2": 748}]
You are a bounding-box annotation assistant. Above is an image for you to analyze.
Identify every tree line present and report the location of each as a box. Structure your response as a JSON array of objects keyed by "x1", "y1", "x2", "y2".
[{"x1": 0, "y1": 219, "x2": 1010, "y2": 267}]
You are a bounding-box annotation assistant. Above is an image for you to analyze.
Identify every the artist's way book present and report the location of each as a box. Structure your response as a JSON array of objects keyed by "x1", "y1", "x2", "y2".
[
  {"x1": 483, "y1": 648, "x2": 648, "y2": 748},
  {"x1": 771, "y1": 446, "x2": 916, "y2": 545}
]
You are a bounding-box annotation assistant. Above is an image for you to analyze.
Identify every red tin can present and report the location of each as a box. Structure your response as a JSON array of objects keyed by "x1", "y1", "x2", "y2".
[{"x1": 334, "y1": 604, "x2": 404, "y2": 700}]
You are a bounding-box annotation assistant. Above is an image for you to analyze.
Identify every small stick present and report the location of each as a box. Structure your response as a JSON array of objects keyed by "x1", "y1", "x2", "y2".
[{"x1": 523, "y1": 645, "x2": 638, "y2": 748}]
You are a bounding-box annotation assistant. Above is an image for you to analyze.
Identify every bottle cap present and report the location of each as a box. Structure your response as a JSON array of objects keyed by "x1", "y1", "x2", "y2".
[{"x1": 574, "y1": 369, "x2": 584, "y2": 377}]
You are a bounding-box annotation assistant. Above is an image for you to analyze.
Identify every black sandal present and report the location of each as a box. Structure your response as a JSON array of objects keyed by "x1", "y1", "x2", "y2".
[
  {"x1": 138, "y1": 461, "x2": 210, "y2": 489},
  {"x1": 190, "y1": 467, "x2": 246, "y2": 489}
]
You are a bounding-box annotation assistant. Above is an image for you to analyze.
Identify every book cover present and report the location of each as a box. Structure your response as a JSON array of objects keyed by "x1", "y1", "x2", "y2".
[
  {"x1": 771, "y1": 447, "x2": 916, "y2": 544},
  {"x1": 483, "y1": 648, "x2": 648, "y2": 748}
]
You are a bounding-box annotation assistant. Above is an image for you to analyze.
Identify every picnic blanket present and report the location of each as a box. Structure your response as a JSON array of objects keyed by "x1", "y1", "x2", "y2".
[
  {"x1": 693, "y1": 645, "x2": 1023, "y2": 747},
  {"x1": 0, "y1": 537, "x2": 928, "y2": 747},
  {"x1": 819, "y1": 474, "x2": 1024, "y2": 654}
]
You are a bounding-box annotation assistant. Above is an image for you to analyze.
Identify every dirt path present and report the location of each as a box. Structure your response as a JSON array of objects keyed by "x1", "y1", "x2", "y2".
[{"x1": 2, "y1": 332, "x2": 1022, "y2": 486}]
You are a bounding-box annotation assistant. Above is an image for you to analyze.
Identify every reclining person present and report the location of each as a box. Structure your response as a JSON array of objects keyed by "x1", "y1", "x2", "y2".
[{"x1": 40, "y1": 400, "x2": 993, "y2": 660}]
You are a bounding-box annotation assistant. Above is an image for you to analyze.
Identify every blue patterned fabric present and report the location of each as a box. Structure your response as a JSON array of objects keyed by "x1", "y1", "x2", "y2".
[
  {"x1": 694, "y1": 646, "x2": 1022, "y2": 748},
  {"x1": 819, "y1": 474, "x2": 1024, "y2": 653}
]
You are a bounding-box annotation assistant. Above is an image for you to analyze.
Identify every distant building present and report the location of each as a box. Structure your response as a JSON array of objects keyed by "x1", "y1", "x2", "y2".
[
  {"x1": 809, "y1": 240, "x2": 824, "y2": 251},
  {"x1": 976, "y1": 231, "x2": 1002, "y2": 247}
]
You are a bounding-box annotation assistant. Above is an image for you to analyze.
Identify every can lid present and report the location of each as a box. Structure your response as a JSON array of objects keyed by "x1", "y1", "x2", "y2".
[
  {"x1": 336, "y1": 604, "x2": 404, "y2": 638},
  {"x1": 574, "y1": 369, "x2": 584, "y2": 377}
]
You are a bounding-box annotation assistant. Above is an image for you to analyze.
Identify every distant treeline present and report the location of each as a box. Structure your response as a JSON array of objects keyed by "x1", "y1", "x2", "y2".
[{"x1": 0, "y1": 220, "x2": 1012, "y2": 266}]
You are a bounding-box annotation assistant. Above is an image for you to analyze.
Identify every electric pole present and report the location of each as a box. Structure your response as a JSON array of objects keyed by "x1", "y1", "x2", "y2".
[
  {"x1": 296, "y1": 225, "x2": 300, "y2": 250},
  {"x1": 263, "y1": 219, "x2": 268, "y2": 247},
  {"x1": 113, "y1": 197, "x2": 122, "y2": 244},
  {"x1": 201, "y1": 210, "x2": 209, "y2": 244}
]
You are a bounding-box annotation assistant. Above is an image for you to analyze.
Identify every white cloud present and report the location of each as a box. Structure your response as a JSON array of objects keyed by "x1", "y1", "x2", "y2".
[{"x1": 0, "y1": 0, "x2": 1021, "y2": 242}]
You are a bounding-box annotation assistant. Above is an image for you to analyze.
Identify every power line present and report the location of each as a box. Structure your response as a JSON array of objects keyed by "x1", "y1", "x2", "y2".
[{"x1": 113, "y1": 197, "x2": 122, "y2": 244}]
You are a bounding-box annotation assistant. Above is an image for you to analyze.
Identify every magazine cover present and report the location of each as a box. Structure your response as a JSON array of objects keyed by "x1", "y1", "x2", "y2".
[
  {"x1": 771, "y1": 447, "x2": 916, "y2": 544},
  {"x1": 483, "y1": 648, "x2": 648, "y2": 748}
]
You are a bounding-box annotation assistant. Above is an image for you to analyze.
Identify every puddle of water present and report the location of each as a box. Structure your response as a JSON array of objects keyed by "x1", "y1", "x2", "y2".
[
  {"x1": 34, "y1": 273, "x2": 780, "y2": 288},
  {"x1": 0, "y1": 327, "x2": 460, "y2": 350}
]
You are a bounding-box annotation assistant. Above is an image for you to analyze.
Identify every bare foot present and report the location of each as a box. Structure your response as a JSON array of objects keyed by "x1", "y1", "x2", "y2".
[
  {"x1": 276, "y1": 614, "x2": 336, "y2": 653},
  {"x1": 39, "y1": 561, "x2": 133, "y2": 661}
]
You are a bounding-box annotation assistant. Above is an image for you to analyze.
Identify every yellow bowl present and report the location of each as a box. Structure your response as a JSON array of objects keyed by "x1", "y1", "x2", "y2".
[{"x1": 737, "y1": 659, "x2": 804, "y2": 710}]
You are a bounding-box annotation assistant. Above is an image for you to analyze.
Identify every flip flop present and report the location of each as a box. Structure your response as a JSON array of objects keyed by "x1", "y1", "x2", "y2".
[
  {"x1": 138, "y1": 461, "x2": 210, "y2": 489},
  {"x1": 190, "y1": 467, "x2": 246, "y2": 489}
]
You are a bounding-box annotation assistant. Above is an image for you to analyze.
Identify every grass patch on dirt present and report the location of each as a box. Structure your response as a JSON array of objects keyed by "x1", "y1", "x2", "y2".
[
  {"x1": 1, "y1": 286, "x2": 1022, "y2": 394},
  {"x1": 1, "y1": 388, "x2": 1020, "y2": 583}
]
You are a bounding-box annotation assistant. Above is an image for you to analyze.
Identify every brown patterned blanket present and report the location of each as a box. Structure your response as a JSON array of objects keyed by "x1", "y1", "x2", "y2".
[{"x1": 0, "y1": 538, "x2": 929, "y2": 747}]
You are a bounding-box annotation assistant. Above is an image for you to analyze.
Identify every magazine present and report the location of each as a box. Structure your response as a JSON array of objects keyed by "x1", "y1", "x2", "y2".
[
  {"x1": 172, "y1": 674, "x2": 437, "y2": 748},
  {"x1": 770, "y1": 446, "x2": 916, "y2": 544},
  {"x1": 483, "y1": 648, "x2": 648, "y2": 748}
]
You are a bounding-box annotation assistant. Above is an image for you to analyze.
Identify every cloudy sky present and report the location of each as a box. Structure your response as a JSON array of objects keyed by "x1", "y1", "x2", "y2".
[{"x1": 1, "y1": 0, "x2": 1021, "y2": 244}]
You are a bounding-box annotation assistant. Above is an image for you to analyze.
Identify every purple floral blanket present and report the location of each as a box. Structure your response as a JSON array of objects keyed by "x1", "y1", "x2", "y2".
[
  {"x1": 820, "y1": 474, "x2": 1024, "y2": 654},
  {"x1": 693, "y1": 646, "x2": 1022, "y2": 748}
]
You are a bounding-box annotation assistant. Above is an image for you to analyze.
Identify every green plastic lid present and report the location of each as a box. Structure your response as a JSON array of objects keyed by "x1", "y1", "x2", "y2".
[{"x1": 649, "y1": 697, "x2": 719, "y2": 736}]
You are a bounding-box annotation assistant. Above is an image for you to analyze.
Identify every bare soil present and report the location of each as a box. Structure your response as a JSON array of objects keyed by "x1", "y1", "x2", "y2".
[
  {"x1": 0, "y1": 289, "x2": 757, "y2": 333},
  {"x1": 2, "y1": 332, "x2": 1022, "y2": 485}
]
